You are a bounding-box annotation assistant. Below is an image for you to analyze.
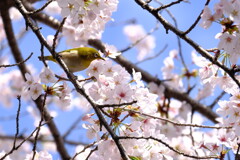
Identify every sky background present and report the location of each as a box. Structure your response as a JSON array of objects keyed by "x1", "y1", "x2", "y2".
[{"x1": 0, "y1": 0, "x2": 228, "y2": 159}]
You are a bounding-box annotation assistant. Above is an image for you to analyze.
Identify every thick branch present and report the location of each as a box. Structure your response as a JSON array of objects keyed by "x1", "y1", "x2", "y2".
[
  {"x1": 0, "y1": 0, "x2": 29, "y2": 80},
  {"x1": 23, "y1": 1, "x2": 60, "y2": 30},
  {"x1": 1, "y1": 1, "x2": 71, "y2": 159}
]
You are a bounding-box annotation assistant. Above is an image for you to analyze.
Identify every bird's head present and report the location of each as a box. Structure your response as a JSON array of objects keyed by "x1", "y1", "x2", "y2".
[{"x1": 87, "y1": 48, "x2": 105, "y2": 61}]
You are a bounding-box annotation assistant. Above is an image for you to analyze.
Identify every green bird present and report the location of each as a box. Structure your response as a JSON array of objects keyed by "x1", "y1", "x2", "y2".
[{"x1": 39, "y1": 47, "x2": 104, "y2": 72}]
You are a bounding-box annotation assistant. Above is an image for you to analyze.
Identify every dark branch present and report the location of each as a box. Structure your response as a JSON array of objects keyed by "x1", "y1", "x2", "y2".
[
  {"x1": 184, "y1": 0, "x2": 211, "y2": 35},
  {"x1": 97, "y1": 101, "x2": 137, "y2": 109},
  {"x1": 134, "y1": 0, "x2": 240, "y2": 88},
  {"x1": 27, "y1": 0, "x2": 53, "y2": 15},
  {"x1": 0, "y1": 0, "x2": 29, "y2": 80},
  {"x1": 13, "y1": 96, "x2": 21, "y2": 149}
]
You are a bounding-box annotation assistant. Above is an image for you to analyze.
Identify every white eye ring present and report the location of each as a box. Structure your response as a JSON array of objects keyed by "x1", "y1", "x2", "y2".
[{"x1": 93, "y1": 53, "x2": 99, "y2": 58}]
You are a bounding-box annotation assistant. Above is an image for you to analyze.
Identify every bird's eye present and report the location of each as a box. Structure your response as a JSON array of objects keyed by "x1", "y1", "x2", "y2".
[{"x1": 93, "y1": 52, "x2": 99, "y2": 58}]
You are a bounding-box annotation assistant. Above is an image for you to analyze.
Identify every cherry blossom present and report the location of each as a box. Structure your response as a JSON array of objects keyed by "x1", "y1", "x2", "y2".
[
  {"x1": 56, "y1": 0, "x2": 118, "y2": 47},
  {"x1": 131, "y1": 68, "x2": 144, "y2": 88},
  {"x1": 39, "y1": 67, "x2": 57, "y2": 84},
  {"x1": 24, "y1": 73, "x2": 36, "y2": 89},
  {"x1": 29, "y1": 83, "x2": 42, "y2": 100},
  {"x1": 200, "y1": 6, "x2": 217, "y2": 29},
  {"x1": 104, "y1": 44, "x2": 121, "y2": 59}
]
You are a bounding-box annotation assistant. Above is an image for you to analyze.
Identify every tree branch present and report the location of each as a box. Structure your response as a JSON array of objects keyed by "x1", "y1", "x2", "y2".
[
  {"x1": 118, "y1": 136, "x2": 219, "y2": 159},
  {"x1": 0, "y1": 52, "x2": 33, "y2": 68},
  {"x1": 125, "y1": 109, "x2": 230, "y2": 129},
  {"x1": 134, "y1": 0, "x2": 240, "y2": 88},
  {"x1": 1, "y1": 1, "x2": 71, "y2": 159},
  {"x1": 23, "y1": 1, "x2": 60, "y2": 30},
  {"x1": 0, "y1": 0, "x2": 29, "y2": 80}
]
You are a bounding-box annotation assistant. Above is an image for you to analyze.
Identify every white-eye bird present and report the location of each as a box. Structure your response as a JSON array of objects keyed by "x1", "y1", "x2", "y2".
[{"x1": 38, "y1": 47, "x2": 104, "y2": 72}]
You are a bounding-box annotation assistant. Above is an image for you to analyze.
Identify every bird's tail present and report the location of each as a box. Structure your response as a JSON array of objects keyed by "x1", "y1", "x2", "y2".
[{"x1": 38, "y1": 56, "x2": 56, "y2": 62}]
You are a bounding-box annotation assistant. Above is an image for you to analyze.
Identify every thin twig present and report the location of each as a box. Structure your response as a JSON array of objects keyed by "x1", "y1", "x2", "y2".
[
  {"x1": 71, "y1": 141, "x2": 97, "y2": 160},
  {"x1": 52, "y1": 17, "x2": 66, "y2": 55},
  {"x1": 40, "y1": 44, "x2": 48, "y2": 67},
  {"x1": 32, "y1": 92, "x2": 48, "y2": 160},
  {"x1": 184, "y1": 0, "x2": 211, "y2": 35},
  {"x1": 27, "y1": 0, "x2": 53, "y2": 15},
  {"x1": 107, "y1": 18, "x2": 136, "y2": 27},
  {"x1": 97, "y1": 101, "x2": 137, "y2": 109},
  {"x1": 118, "y1": 136, "x2": 219, "y2": 159},
  {"x1": 155, "y1": 0, "x2": 186, "y2": 11},
  {"x1": 0, "y1": 52, "x2": 33, "y2": 68},
  {"x1": 208, "y1": 91, "x2": 226, "y2": 109},
  {"x1": 55, "y1": 74, "x2": 70, "y2": 81},
  {"x1": 189, "y1": 109, "x2": 199, "y2": 156},
  {"x1": 125, "y1": 109, "x2": 231, "y2": 129},
  {"x1": 85, "y1": 146, "x2": 98, "y2": 160},
  {"x1": 135, "y1": 44, "x2": 167, "y2": 65},
  {"x1": 13, "y1": 96, "x2": 22, "y2": 148},
  {"x1": 24, "y1": 1, "x2": 60, "y2": 30},
  {"x1": 120, "y1": 22, "x2": 159, "y2": 53}
]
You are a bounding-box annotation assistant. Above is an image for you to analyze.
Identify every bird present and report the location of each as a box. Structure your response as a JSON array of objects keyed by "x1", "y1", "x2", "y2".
[{"x1": 38, "y1": 47, "x2": 104, "y2": 72}]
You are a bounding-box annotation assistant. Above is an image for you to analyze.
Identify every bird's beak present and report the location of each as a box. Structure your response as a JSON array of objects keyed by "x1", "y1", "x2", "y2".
[{"x1": 98, "y1": 57, "x2": 105, "y2": 61}]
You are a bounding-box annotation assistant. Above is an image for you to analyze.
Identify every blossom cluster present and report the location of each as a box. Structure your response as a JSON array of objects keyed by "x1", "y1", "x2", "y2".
[
  {"x1": 200, "y1": 0, "x2": 240, "y2": 64},
  {"x1": 200, "y1": 0, "x2": 240, "y2": 129},
  {"x1": 54, "y1": 0, "x2": 118, "y2": 47},
  {"x1": 72, "y1": 51, "x2": 233, "y2": 159},
  {"x1": 191, "y1": 50, "x2": 240, "y2": 154},
  {"x1": 86, "y1": 59, "x2": 155, "y2": 108},
  {"x1": 24, "y1": 67, "x2": 71, "y2": 109}
]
